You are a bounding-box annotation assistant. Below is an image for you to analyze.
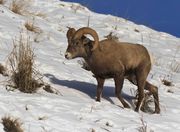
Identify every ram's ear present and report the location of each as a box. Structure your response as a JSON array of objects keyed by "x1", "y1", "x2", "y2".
[{"x1": 66, "y1": 27, "x2": 76, "y2": 43}]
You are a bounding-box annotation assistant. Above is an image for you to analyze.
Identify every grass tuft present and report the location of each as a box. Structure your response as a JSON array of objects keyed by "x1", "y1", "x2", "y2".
[
  {"x1": 162, "y1": 79, "x2": 173, "y2": 86},
  {"x1": 24, "y1": 20, "x2": 41, "y2": 33},
  {"x1": 104, "y1": 32, "x2": 119, "y2": 41},
  {"x1": 0, "y1": 0, "x2": 5, "y2": 5},
  {"x1": 0, "y1": 63, "x2": 8, "y2": 76},
  {"x1": 7, "y1": 33, "x2": 43, "y2": 93},
  {"x1": 2, "y1": 116, "x2": 24, "y2": 132},
  {"x1": 9, "y1": 0, "x2": 30, "y2": 15}
]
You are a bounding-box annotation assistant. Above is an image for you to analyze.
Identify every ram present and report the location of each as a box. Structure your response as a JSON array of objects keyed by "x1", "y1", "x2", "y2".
[{"x1": 65, "y1": 27, "x2": 160, "y2": 113}]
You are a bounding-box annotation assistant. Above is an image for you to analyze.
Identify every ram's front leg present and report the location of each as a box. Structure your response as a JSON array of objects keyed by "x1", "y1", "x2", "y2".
[
  {"x1": 114, "y1": 75, "x2": 130, "y2": 108},
  {"x1": 96, "y1": 77, "x2": 105, "y2": 102}
]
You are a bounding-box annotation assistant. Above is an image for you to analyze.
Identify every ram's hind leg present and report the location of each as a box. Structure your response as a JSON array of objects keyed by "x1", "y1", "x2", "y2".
[
  {"x1": 127, "y1": 75, "x2": 160, "y2": 113},
  {"x1": 114, "y1": 75, "x2": 130, "y2": 108},
  {"x1": 144, "y1": 82, "x2": 160, "y2": 113},
  {"x1": 135, "y1": 65, "x2": 151, "y2": 112}
]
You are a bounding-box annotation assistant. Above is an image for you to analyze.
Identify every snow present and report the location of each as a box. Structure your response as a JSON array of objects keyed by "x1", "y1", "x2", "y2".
[{"x1": 0, "y1": 0, "x2": 180, "y2": 131}]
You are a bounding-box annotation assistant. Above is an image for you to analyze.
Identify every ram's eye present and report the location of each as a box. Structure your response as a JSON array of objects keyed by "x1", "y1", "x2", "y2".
[{"x1": 75, "y1": 41, "x2": 79, "y2": 45}]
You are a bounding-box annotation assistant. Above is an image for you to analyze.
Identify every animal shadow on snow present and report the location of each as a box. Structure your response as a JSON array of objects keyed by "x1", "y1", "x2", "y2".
[{"x1": 44, "y1": 73, "x2": 136, "y2": 108}]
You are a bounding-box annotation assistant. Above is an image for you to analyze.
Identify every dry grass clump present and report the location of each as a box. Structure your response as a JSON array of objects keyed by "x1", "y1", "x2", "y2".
[
  {"x1": 2, "y1": 116, "x2": 24, "y2": 132},
  {"x1": 31, "y1": 12, "x2": 47, "y2": 19},
  {"x1": 43, "y1": 84, "x2": 58, "y2": 94},
  {"x1": 0, "y1": 0, "x2": 5, "y2": 5},
  {"x1": 91, "y1": 128, "x2": 96, "y2": 132},
  {"x1": 104, "y1": 32, "x2": 119, "y2": 41},
  {"x1": 0, "y1": 63, "x2": 8, "y2": 76},
  {"x1": 161, "y1": 79, "x2": 173, "y2": 86},
  {"x1": 9, "y1": 0, "x2": 30, "y2": 15},
  {"x1": 8, "y1": 33, "x2": 43, "y2": 93},
  {"x1": 0, "y1": 64, "x2": 5, "y2": 74},
  {"x1": 71, "y1": 3, "x2": 86, "y2": 13},
  {"x1": 24, "y1": 20, "x2": 42, "y2": 34},
  {"x1": 134, "y1": 28, "x2": 140, "y2": 33}
]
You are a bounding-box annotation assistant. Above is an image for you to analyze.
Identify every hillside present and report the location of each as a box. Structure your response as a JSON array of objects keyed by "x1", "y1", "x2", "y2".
[{"x1": 0, "y1": 0, "x2": 180, "y2": 131}]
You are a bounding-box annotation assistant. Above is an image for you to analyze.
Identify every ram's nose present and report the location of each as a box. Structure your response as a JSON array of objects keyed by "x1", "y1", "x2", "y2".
[{"x1": 65, "y1": 52, "x2": 72, "y2": 59}]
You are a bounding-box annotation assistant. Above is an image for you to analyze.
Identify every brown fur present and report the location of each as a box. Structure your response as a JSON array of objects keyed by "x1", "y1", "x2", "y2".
[{"x1": 65, "y1": 27, "x2": 160, "y2": 113}]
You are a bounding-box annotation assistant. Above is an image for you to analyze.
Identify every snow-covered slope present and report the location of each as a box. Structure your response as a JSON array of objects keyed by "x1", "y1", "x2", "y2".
[{"x1": 0, "y1": 0, "x2": 180, "y2": 131}]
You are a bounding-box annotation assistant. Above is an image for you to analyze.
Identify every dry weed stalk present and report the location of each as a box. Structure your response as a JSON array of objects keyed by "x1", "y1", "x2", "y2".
[
  {"x1": 170, "y1": 60, "x2": 180, "y2": 73},
  {"x1": 9, "y1": 0, "x2": 30, "y2": 15},
  {"x1": 34, "y1": 12, "x2": 47, "y2": 18},
  {"x1": 2, "y1": 116, "x2": 24, "y2": 132},
  {"x1": 137, "y1": 116, "x2": 147, "y2": 132},
  {"x1": 71, "y1": 4, "x2": 85, "y2": 13},
  {"x1": 8, "y1": 33, "x2": 43, "y2": 93},
  {"x1": 137, "y1": 115, "x2": 154, "y2": 132}
]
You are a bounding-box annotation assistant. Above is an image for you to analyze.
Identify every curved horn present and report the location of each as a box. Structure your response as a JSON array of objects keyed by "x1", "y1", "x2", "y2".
[
  {"x1": 73, "y1": 27, "x2": 99, "y2": 51},
  {"x1": 66, "y1": 27, "x2": 76, "y2": 43}
]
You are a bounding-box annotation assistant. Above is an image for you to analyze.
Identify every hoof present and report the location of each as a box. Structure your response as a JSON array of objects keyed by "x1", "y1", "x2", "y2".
[
  {"x1": 96, "y1": 98, "x2": 100, "y2": 102},
  {"x1": 124, "y1": 104, "x2": 131, "y2": 109},
  {"x1": 154, "y1": 109, "x2": 160, "y2": 114},
  {"x1": 135, "y1": 107, "x2": 139, "y2": 112}
]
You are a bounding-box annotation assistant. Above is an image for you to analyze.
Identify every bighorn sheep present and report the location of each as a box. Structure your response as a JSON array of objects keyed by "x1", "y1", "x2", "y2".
[{"x1": 65, "y1": 27, "x2": 160, "y2": 113}]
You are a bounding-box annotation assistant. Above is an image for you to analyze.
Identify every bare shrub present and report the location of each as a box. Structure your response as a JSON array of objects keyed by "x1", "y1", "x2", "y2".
[
  {"x1": 9, "y1": 0, "x2": 30, "y2": 15},
  {"x1": 24, "y1": 20, "x2": 41, "y2": 33},
  {"x1": 2, "y1": 116, "x2": 24, "y2": 132},
  {"x1": 7, "y1": 33, "x2": 43, "y2": 93}
]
